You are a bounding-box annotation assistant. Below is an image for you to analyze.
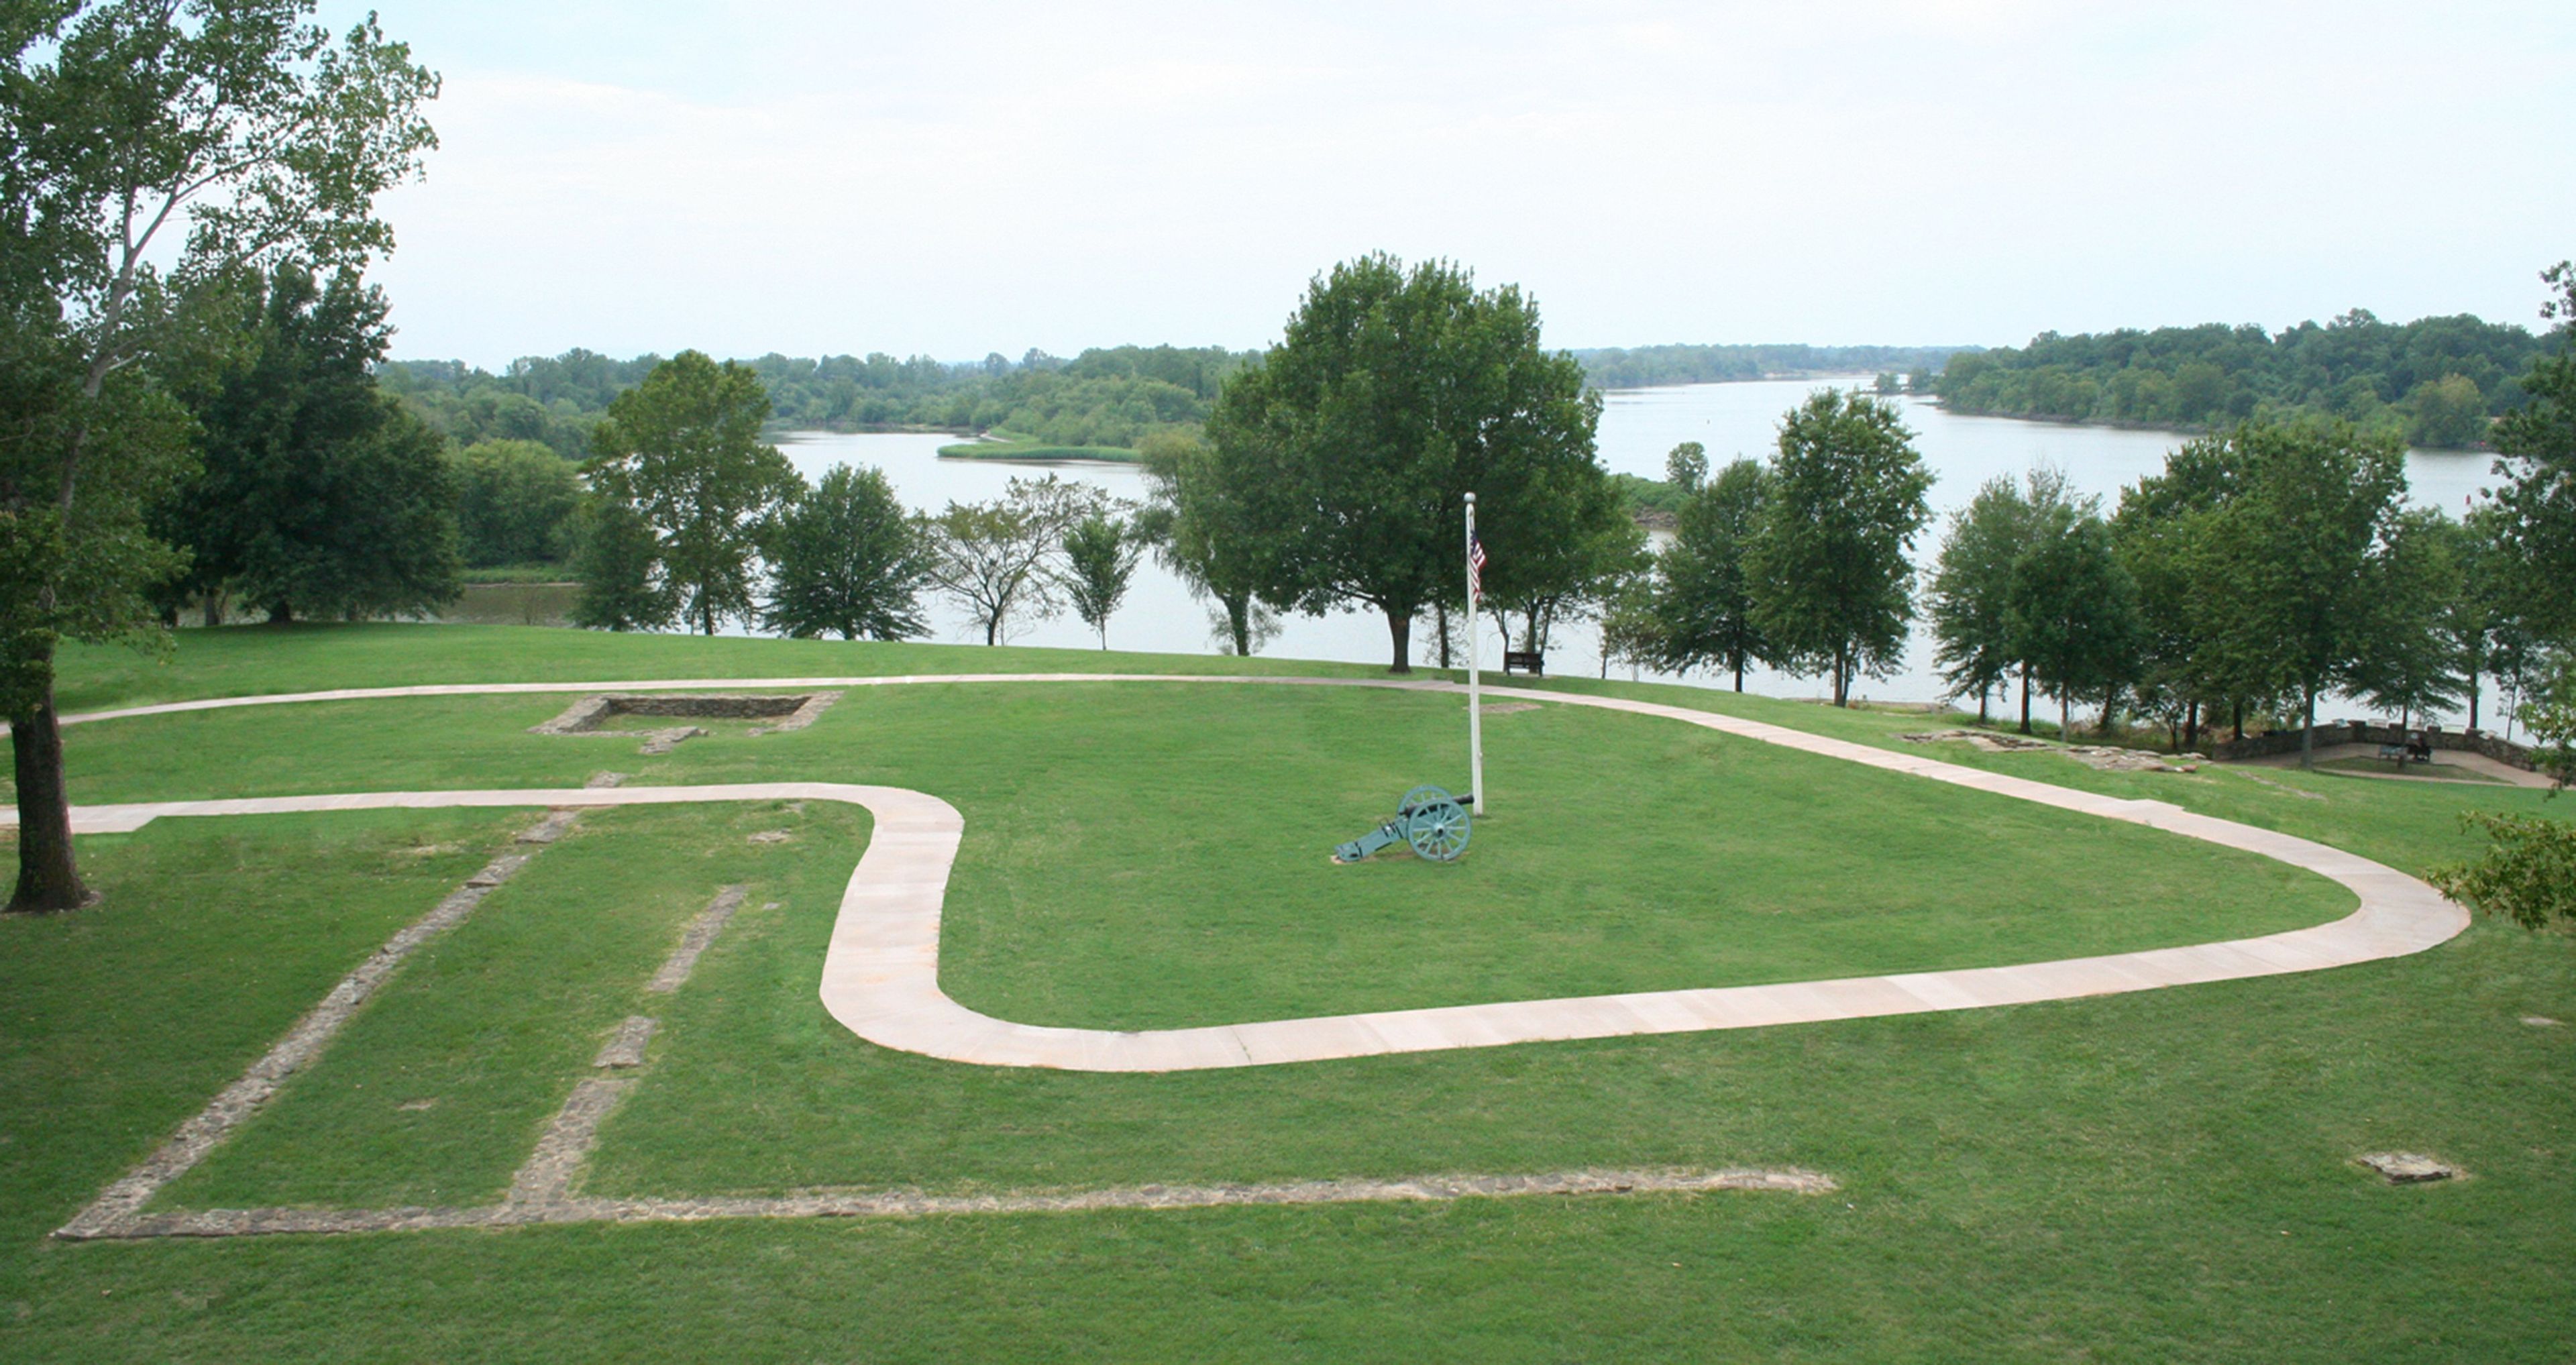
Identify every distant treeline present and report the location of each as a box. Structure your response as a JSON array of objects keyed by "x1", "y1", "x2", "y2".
[
  {"x1": 379, "y1": 344, "x2": 1257, "y2": 458},
  {"x1": 1570, "y1": 343, "x2": 1974, "y2": 390},
  {"x1": 384, "y1": 339, "x2": 1995, "y2": 459},
  {"x1": 1935, "y1": 311, "x2": 2548, "y2": 449}
]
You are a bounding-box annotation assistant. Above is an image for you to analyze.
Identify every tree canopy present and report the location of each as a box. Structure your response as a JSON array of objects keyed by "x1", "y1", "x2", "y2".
[
  {"x1": 2487, "y1": 262, "x2": 2576, "y2": 642},
  {"x1": 1139, "y1": 428, "x2": 1275, "y2": 657},
  {"x1": 2141, "y1": 421, "x2": 2416, "y2": 764},
  {"x1": 1059, "y1": 512, "x2": 1143, "y2": 649},
  {"x1": 453, "y1": 439, "x2": 580, "y2": 568},
  {"x1": 1647, "y1": 457, "x2": 1771, "y2": 690},
  {"x1": 1743, "y1": 390, "x2": 1934, "y2": 706},
  {"x1": 0, "y1": 0, "x2": 437, "y2": 911},
  {"x1": 1203, "y1": 253, "x2": 1608, "y2": 671},
  {"x1": 380, "y1": 343, "x2": 1257, "y2": 458},
  {"x1": 1938, "y1": 310, "x2": 2544, "y2": 448},
  {"x1": 584, "y1": 351, "x2": 798, "y2": 637},
  {"x1": 923, "y1": 474, "x2": 1109, "y2": 646},
  {"x1": 159, "y1": 265, "x2": 459, "y2": 623},
  {"x1": 2006, "y1": 511, "x2": 2142, "y2": 736},
  {"x1": 1929, "y1": 468, "x2": 2078, "y2": 725},
  {"x1": 761, "y1": 463, "x2": 930, "y2": 642}
]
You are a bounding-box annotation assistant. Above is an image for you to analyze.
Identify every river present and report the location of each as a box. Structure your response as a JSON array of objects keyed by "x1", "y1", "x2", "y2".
[{"x1": 458, "y1": 378, "x2": 2514, "y2": 730}]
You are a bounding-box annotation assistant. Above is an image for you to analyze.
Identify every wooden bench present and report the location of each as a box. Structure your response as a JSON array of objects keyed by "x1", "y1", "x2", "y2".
[
  {"x1": 2380, "y1": 736, "x2": 2434, "y2": 765},
  {"x1": 1501, "y1": 650, "x2": 1544, "y2": 677}
]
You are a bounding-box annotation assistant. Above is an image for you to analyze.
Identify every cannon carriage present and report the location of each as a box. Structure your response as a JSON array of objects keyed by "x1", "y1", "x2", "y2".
[{"x1": 1332, "y1": 785, "x2": 1472, "y2": 864}]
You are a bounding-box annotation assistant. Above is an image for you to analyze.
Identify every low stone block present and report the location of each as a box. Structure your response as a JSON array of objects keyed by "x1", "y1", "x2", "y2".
[{"x1": 2356, "y1": 1152, "x2": 2457, "y2": 1183}]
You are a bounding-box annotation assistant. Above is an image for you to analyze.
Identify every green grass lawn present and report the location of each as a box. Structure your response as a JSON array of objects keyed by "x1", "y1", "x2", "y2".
[
  {"x1": 45, "y1": 667, "x2": 2349, "y2": 1028},
  {"x1": 3, "y1": 624, "x2": 2570, "y2": 1362}
]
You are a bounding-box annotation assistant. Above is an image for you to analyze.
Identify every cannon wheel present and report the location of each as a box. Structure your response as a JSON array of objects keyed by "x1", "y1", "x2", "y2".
[
  {"x1": 1404, "y1": 796, "x2": 1470, "y2": 862},
  {"x1": 1399, "y1": 784, "x2": 1452, "y2": 815}
]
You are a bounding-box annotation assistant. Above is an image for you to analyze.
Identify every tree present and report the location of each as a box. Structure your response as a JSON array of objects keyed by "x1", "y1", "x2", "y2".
[
  {"x1": 2524, "y1": 653, "x2": 2576, "y2": 791},
  {"x1": 1139, "y1": 428, "x2": 1275, "y2": 657},
  {"x1": 2404, "y1": 374, "x2": 2489, "y2": 449},
  {"x1": 2006, "y1": 512, "x2": 2143, "y2": 736},
  {"x1": 1059, "y1": 513, "x2": 1142, "y2": 649},
  {"x1": 2191, "y1": 421, "x2": 2412, "y2": 767},
  {"x1": 2440, "y1": 505, "x2": 2538, "y2": 734},
  {"x1": 160, "y1": 265, "x2": 459, "y2": 622},
  {"x1": 2353, "y1": 509, "x2": 2467, "y2": 730},
  {"x1": 761, "y1": 463, "x2": 930, "y2": 641},
  {"x1": 1929, "y1": 468, "x2": 2076, "y2": 724},
  {"x1": 1649, "y1": 457, "x2": 1771, "y2": 690},
  {"x1": 455, "y1": 439, "x2": 580, "y2": 567},
  {"x1": 1743, "y1": 390, "x2": 1935, "y2": 706},
  {"x1": 924, "y1": 474, "x2": 1107, "y2": 645},
  {"x1": 0, "y1": 320, "x2": 193, "y2": 901},
  {"x1": 1484, "y1": 464, "x2": 1640, "y2": 659},
  {"x1": 1664, "y1": 441, "x2": 1708, "y2": 494},
  {"x1": 569, "y1": 496, "x2": 674, "y2": 632},
  {"x1": 2112, "y1": 438, "x2": 2276, "y2": 750},
  {"x1": 586, "y1": 351, "x2": 798, "y2": 637},
  {"x1": 0, "y1": 2, "x2": 437, "y2": 911},
  {"x1": 2489, "y1": 262, "x2": 2576, "y2": 645},
  {"x1": 1595, "y1": 563, "x2": 1662, "y2": 680},
  {"x1": 1204, "y1": 254, "x2": 1605, "y2": 671}
]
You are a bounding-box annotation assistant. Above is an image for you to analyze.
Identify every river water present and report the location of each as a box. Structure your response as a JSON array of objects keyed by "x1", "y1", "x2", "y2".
[{"x1": 462, "y1": 378, "x2": 2512, "y2": 727}]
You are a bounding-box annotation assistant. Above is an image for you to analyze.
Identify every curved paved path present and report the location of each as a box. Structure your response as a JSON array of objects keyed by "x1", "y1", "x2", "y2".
[{"x1": 29, "y1": 673, "x2": 2468, "y2": 1071}]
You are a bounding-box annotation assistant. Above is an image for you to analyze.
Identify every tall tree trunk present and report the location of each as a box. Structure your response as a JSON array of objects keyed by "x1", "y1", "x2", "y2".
[
  {"x1": 1832, "y1": 649, "x2": 1850, "y2": 707},
  {"x1": 1384, "y1": 607, "x2": 1412, "y2": 673},
  {"x1": 2468, "y1": 667, "x2": 2481, "y2": 730},
  {"x1": 15, "y1": 262, "x2": 145, "y2": 915},
  {"x1": 1977, "y1": 684, "x2": 1989, "y2": 724},
  {"x1": 2059, "y1": 694, "x2": 2070, "y2": 737},
  {"x1": 2184, "y1": 700, "x2": 2200, "y2": 755},
  {"x1": 8, "y1": 675, "x2": 91, "y2": 914},
  {"x1": 1225, "y1": 592, "x2": 1252, "y2": 656},
  {"x1": 268, "y1": 600, "x2": 293, "y2": 624},
  {"x1": 2232, "y1": 698, "x2": 2244, "y2": 742},
  {"x1": 2298, "y1": 686, "x2": 2318, "y2": 769},
  {"x1": 985, "y1": 614, "x2": 1000, "y2": 646},
  {"x1": 1434, "y1": 602, "x2": 1450, "y2": 669},
  {"x1": 1733, "y1": 656, "x2": 1745, "y2": 694},
  {"x1": 2019, "y1": 665, "x2": 2033, "y2": 734}
]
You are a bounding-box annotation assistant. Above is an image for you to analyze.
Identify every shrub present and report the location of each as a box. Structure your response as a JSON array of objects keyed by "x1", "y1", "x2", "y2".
[{"x1": 2428, "y1": 812, "x2": 2576, "y2": 929}]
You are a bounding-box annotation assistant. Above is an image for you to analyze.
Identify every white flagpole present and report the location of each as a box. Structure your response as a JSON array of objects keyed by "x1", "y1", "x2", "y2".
[{"x1": 1465, "y1": 492, "x2": 1485, "y2": 815}]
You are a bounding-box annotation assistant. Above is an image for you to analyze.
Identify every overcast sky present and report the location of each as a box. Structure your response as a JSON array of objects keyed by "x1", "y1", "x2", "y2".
[{"x1": 324, "y1": 1, "x2": 2575, "y2": 370}]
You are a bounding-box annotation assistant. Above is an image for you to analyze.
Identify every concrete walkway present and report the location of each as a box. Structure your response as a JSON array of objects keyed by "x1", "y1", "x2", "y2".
[{"x1": 31, "y1": 673, "x2": 2470, "y2": 1071}]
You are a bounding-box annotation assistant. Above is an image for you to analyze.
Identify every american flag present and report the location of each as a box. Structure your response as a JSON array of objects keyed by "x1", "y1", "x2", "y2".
[{"x1": 1468, "y1": 537, "x2": 1487, "y2": 598}]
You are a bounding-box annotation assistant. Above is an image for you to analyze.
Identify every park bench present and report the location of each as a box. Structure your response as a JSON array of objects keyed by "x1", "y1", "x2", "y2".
[
  {"x1": 2379, "y1": 733, "x2": 2434, "y2": 765},
  {"x1": 1501, "y1": 649, "x2": 1544, "y2": 677}
]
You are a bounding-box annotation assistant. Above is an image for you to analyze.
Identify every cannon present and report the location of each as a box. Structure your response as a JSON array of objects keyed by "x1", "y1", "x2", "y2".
[{"x1": 1333, "y1": 785, "x2": 1472, "y2": 864}]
